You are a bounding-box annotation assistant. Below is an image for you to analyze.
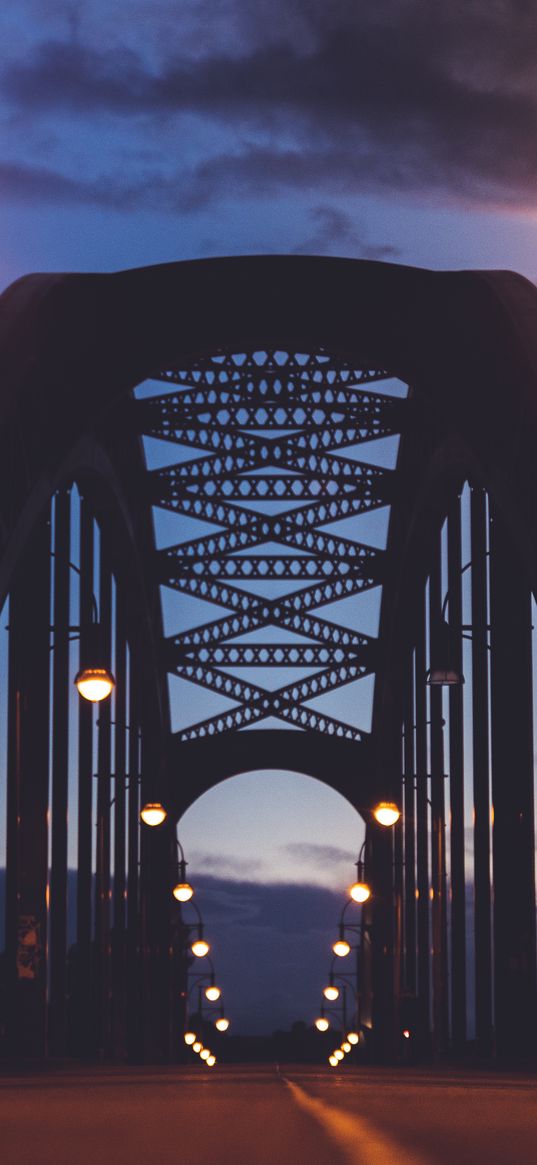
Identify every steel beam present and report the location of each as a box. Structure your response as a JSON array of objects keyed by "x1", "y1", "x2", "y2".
[
  {"x1": 403, "y1": 652, "x2": 416, "y2": 994},
  {"x1": 489, "y1": 502, "x2": 537, "y2": 1061},
  {"x1": 74, "y1": 498, "x2": 94, "y2": 1055},
  {"x1": 112, "y1": 602, "x2": 127, "y2": 1057},
  {"x1": 470, "y1": 485, "x2": 493, "y2": 1056},
  {"x1": 429, "y1": 533, "x2": 449, "y2": 1054},
  {"x1": 126, "y1": 633, "x2": 142, "y2": 1061},
  {"x1": 5, "y1": 509, "x2": 51, "y2": 1057},
  {"x1": 415, "y1": 585, "x2": 430, "y2": 1050},
  {"x1": 447, "y1": 494, "x2": 466, "y2": 1051},
  {"x1": 95, "y1": 535, "x2": 113, "y2": 1057},
  {"x1": 49, "y1": 489, "x2": 71, "y2": 1056}
]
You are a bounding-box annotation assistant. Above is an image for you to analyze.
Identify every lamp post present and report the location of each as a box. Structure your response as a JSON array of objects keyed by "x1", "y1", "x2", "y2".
[
  {"x1": 184, "y1": 957, "x2": 230, "y2": 1063},
  {"x1": 172, "y1": 836, "x2": 194, "y2": 903},
  {"x1": 349, "y1": 840, "x2": 371, "y2": 904}
]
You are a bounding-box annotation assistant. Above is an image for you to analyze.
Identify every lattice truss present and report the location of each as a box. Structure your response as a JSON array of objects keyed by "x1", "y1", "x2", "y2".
[{"x1": 136, "y1": 351, "x2": 405, "y2": 742}]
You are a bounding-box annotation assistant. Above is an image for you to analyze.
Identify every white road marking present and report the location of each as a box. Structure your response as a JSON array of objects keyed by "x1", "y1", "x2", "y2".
[{"x1": 285, "y1": 1078, "x2": 433, "y2": 1165}]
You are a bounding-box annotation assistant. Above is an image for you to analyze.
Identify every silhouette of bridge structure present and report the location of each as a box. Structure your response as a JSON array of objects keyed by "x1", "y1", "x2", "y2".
[{"x1": 0, "y1": 257, "x2": 535, "y2": 1064}]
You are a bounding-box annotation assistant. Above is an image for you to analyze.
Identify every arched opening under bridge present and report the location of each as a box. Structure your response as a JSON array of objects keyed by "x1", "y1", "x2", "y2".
[{"x1": 176, "y1": 768, "x2": 365, "y2": 1040}]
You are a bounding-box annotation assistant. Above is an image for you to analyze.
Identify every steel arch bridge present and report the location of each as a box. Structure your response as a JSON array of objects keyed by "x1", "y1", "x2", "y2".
[{"x1": 0, "y1": 256, "x2": 536, "y2": 1064}]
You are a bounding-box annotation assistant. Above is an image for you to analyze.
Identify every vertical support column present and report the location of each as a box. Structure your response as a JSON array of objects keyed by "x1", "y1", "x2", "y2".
[
  {"x1": 112, "y1": 602, "x2": 127, "y2": 1057},
  {"x1": 5, "y1": 510, "x2": 51, "y2": 1057},
  {"x1": 371, "y1": 705, "x2": 400, "y2": 1062},
  {"x1": 489, "y1": 503, "x2": 537, "y2": 1061},
  {"x1": 140, "y1": 730, "x2": 173, "y2": 1063},
  {"x1": 470, "y1": 485, "x2": 493, "y2": 1056},
  {"x1": 49, "y1": 489, "x2": 71, "y2": 1056},
  {"x1": 126, "y1": 630, "x2": 142, "y2": 1061},
  {"x1": 370, "y1": 821, "x2": 395, "y2": 1060},
  {"x1": 74, "y1": 499, "x2": 94, "y2": 1055},
  {"x1": 393, "y1": 775, "x2": 404, "y2": 1014},
  {"x1": 95, "y1": 533, "x2": 112, "y2": 1058},
  {"x1": 403, "y1": 652, "x2": 416, "y2": 994},
  {"x1": 447, "y1": 494, "x2": 466, "y2": 1051},
  {"x1": 429, "y1": 531, "x2": 449, "y2": 1054},
  {"x1": 415, "y1": 585, "x2": 430, "y2": 1050}
]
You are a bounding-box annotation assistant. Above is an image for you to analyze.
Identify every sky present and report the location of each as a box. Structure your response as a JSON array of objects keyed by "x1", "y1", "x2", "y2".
[
  {"x1": 2, "y1": 0, "x2": 537, "y2": 1034},
  {"x1": 3, "y1": 2, "x2": 537, "y2": 288}
]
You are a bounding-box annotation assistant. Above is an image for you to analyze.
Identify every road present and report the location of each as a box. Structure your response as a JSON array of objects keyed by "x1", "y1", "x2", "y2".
[{"x1": 1, "y1": 1063, "x2": 536, "y2": 1165}]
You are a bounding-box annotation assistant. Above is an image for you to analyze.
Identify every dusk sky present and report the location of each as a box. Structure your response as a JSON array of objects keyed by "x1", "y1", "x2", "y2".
[
  {"x1": 1, "y1": 1, "x2": 533, "y2": 1034},
  {"x1": 3, "y1": 2, "x2": 537, "y2": 289}
]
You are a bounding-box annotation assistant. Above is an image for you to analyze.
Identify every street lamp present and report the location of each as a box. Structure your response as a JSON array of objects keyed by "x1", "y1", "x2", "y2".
[
  {"x1": 373, "y1": 801, "x2": 400, "y2": 827},
  {"x1": 140, "y1": 801, "x2": 167, "y2": 827},
  {"x1": 426, "y1": 617, "x2": 464, "y2": 686},
  {"x1": 315, "y1": 1013, "x2": 330, "y2": 1032},
  {"x1": 172, "y1": 837, "x2": 194, "y2": 902},
  {"x1": 323, "y1": 983, "x2": 340, "y2": 1002},
  {"x1": 349, "y1": 841, "x2": 371, "y2": 903},
  {"x1": 74, "y1": 622, "x2": 115, "y2": 700},
  {"x1": 332, "y1": 925, "x2": 351, "y2": 958},
  {"x1": 425, "y1": 568, "x2": 470, "y2": 686},
  {"x1": 184, "y1": 1031, "x2": 196, "y2": 1046},
  {"x1": 191, "y1": 929, "x2": 210, "y2": 958}
]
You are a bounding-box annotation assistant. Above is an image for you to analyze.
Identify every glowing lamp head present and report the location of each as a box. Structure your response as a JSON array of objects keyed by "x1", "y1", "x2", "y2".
[
  {"x1": 329, "y1": 1055, "x2": 338, "y2": 1067},
  {"x1": 334, "y1": 1049, "x2": 344, "y2": 1061},
  {"x1": 215, "y1": 1017, "x2": 230, "y2": 1032},
  {"x1": 205, "y1": 985, "x2": 221, "y2": 1002},
  {"x1": 403, "y1": 1029, "x2": 410, "y2": 1040},
  {"x1": 315, "y1": 1017, "x2": 329, "y2": 1032},
  {"x1": 200, "y1": 1048, "x2": 210, "y2": 1061},
  {"x1": 206, "y1": 1055, "x2": 216, "y2": 1067},
  {"x1": 192, "y1": 1042, "x2": 203, "y2": 1054},
  {"x1": 140, "y1": 802, "x2": 167, "y2": 827},
  {"x1": 184, "y1": 1031, "x2": 196, "y2": 1046},
  {"x1": 75, "y1": 667, "x2": 115, "y2": 703},
  {"x1": 341, "y1": 1042, "x2": 352, "y2": 1053},
  {"x1": 173, "y1": 881, "x2": 194, "y2": 902},
  {"x1": 347, "y1": 1031, "x2": 359, "y2": 1045},
  {"x1": 373, "y1": 801, "x2": 400, "y2": 827},
  {"x1": 191, "y1": 938, "x2": 210, "y2": 958},
  {"x1": 349, "y1": 880, "x2": 371, "y2": 904},
  {"x1": 323, "y1": 985, "x2": 339, "y2": 1002},
  {"x1": 332, "y1": 939, "x2": 351, "y2": 958}
]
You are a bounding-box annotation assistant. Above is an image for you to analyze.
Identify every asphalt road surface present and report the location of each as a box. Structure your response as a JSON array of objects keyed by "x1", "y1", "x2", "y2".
[{"x1": 1, "y1": 1064, "x2": 536, "y2": 1165}]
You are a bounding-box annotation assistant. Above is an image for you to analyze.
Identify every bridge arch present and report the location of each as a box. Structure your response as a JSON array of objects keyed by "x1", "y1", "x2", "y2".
[{"x1": 2, "y1": 256, "x2": 537, "y2": 1063}]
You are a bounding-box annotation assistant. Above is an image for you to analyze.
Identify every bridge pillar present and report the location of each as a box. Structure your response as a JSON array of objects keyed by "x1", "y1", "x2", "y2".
[
  {"x1": 415, "y1": 585, "x2": 431, "y2": 1052},
  {"x1": 489, "y1": 503, "x2": 537, "y2": 1062},
  {"x1": 49, "y1": 489, "x2": 71, "y2": 1057},
  {"x1": 470, "y1": 486, "x2": 493, "y2": 1056},
  {"x1": 72, "y1": 497, "x2": 95, "y2": 1056},
  {"x1": 5, "y1": 510, "x2": 51, "y2": 1058},
  {"x1": 429, "y1": 531, "x2": 449, "y2": 1056},
  {"x1": 370, "y1": 823, "x2": 395, "y2": 1059},
  {"x1": 447, "y1": 494, "x2": 466, "y2": 1053},
  {"x1": 95, "y1": 542, "x2": 113, "y2": 1057}
]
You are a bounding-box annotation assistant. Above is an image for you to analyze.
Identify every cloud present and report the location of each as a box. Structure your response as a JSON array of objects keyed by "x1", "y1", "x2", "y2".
[
  {"x1": 4, "y1": 3, "x2": 537, "y2": 210},
  {"x1": 280, "y1": 841, "x2": 356, "y2": 866},
  {"x1": 187, "y1": 874, "x2": 345, "y2": 1033},
  {"x1": 187, "y1": 851, "x2": 264, "y2": 880},
  {"x1": 292, "y1": 205, "x2": 400, "y2": 259}
]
